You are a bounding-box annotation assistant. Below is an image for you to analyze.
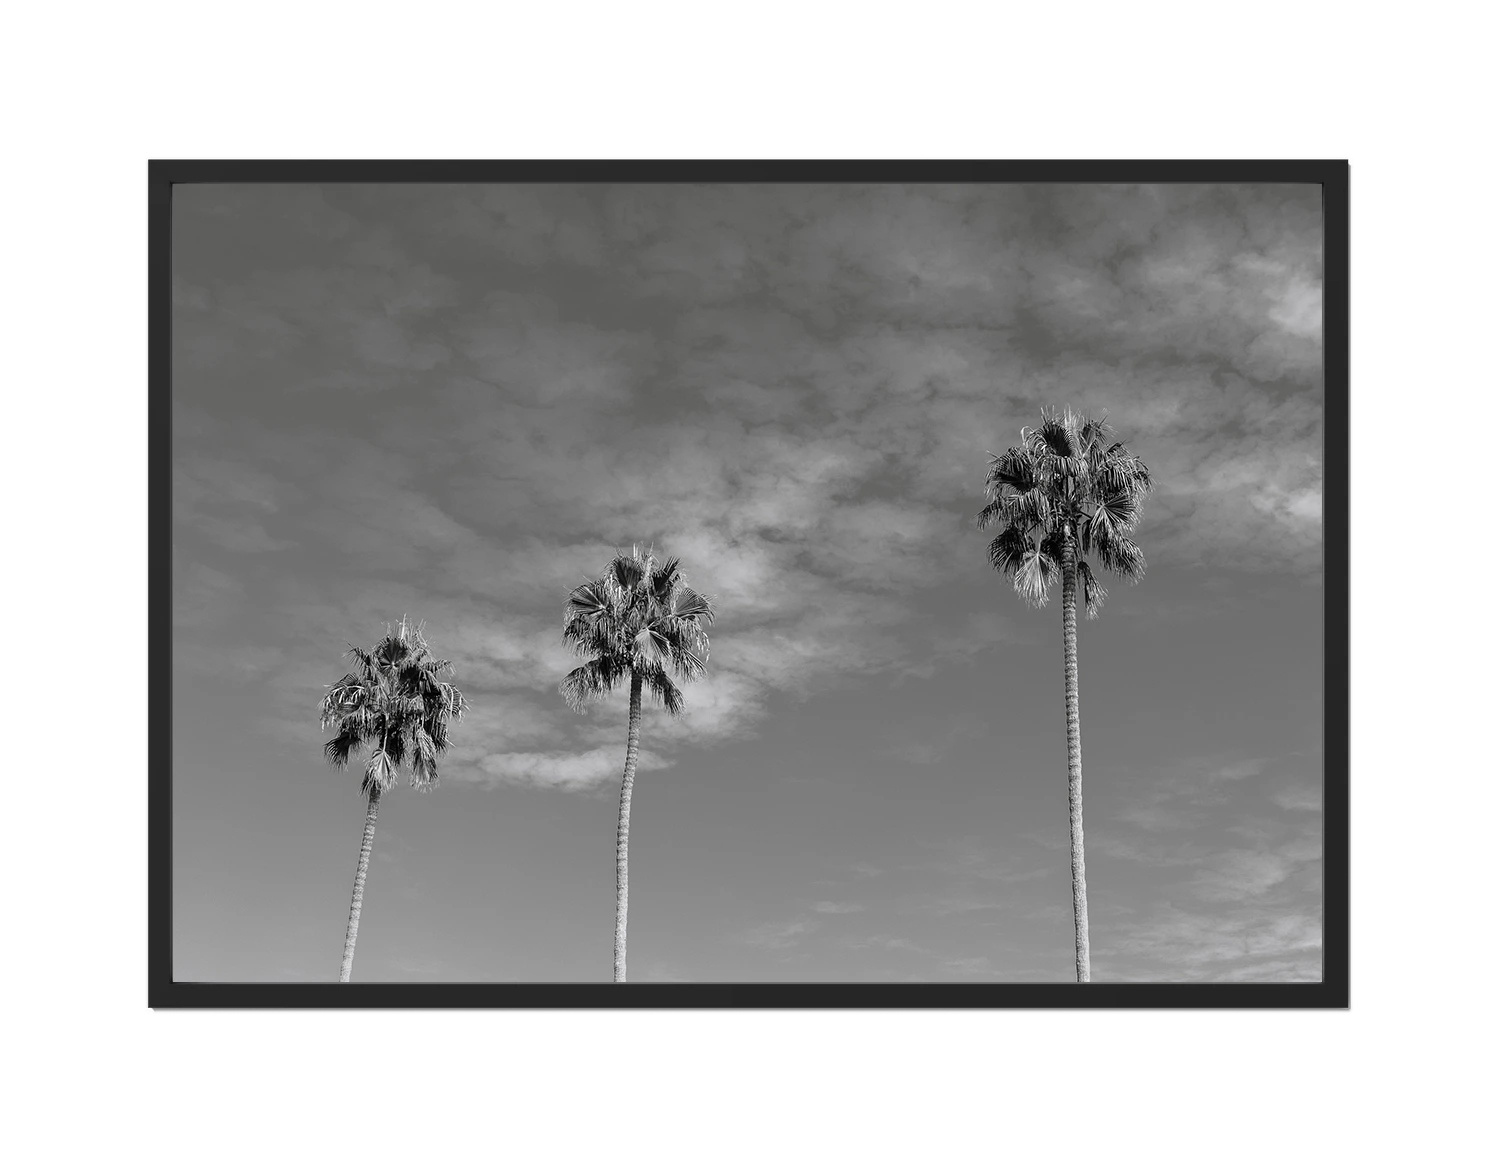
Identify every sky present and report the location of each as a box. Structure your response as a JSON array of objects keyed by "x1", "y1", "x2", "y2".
[{"x1": 172, "y1": 182, "x2": 1324, "y2": 983}]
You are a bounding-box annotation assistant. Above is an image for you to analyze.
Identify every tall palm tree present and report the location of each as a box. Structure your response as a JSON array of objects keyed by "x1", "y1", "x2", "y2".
[
  {"x1": 319, "y1": 617, "x2": 468, "y2": 983},
  {"x1": 559, "y1": 546, "x2": 715, "y2": 982},
  {"x1": 977, "y1": 408, "x2": 1152, "y2": 982}
]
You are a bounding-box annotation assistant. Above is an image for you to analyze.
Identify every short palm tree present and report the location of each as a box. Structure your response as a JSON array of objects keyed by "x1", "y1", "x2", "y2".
[
  {"x1": 977, "y1": 408, "x2": 1152, "y2": 982},
  {"x1": 559, "y1": 546, "x2": 715, "y2": 982},
  {"x1": 319, "y1": 618, "x2": 467, "y2": 983}
]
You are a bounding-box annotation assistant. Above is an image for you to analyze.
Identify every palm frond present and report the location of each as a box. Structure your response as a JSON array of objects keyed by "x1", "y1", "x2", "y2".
[
  {"x1": 1094, "y1": 530, "x2": 1147, "y2": 582},
  {"x1": 1076, "y1": 559, "x2": 1108, "y2": 618},
  {"x1": 982, "y1": 447, "x2": 1038, "y2": 496},
  {"x1": 408, "y1": 726, "x2": 439, "y2": 791},
  {"x1": 1040, "y1": 528, "x2": 1069, "y2": 571},
  {"x1": 565, "y1": 580, "x2": 612, "y2": 619},
  {"x1": 1122, "y1": 454, "x2": 1153, "y2": 494},
  {"x1": 650, "y1": 556, "x2": 681, "y2": 602},
  {"x1": 318, "y1": 677, "x2": 364, "y2": 727},
  {"x1": 345, "y1": 645, "x2": 377, "y2": 683},
  {"x1": 981, "y1": 487, "x2": 1051, "y2": 532},
  {"x1": 323, "y1": 670, "x2": 362, "y2": 694},
  {"x1": 363, "y1": 749, "x2": 396, "y2": 797},
  {"x1": 1093, "y1": 455, "x2": 1152, "y2": 502},
  {"x1": 664, "y1": 624, "x2": 709, "y2": 679},
  {"x1": 559, "y1": 658, "x2": 620, "y2": 713},
  {"x1": 392, "y1": 623, "x2": 430, "y2": 669},
  {"x1": 1013, "y1": 546, "x2": 1055, "y2": 608},
  {"x1": 562, "y1": 612, "x2": 612, "y2": 656},
  {"x1": 323, "y1": 724, "x2": 363, "y2": 768},
  {"x1": 679, "y1": 612, "x2": 714, "y2": 650},
  {"x1": 1030, "y1": 408, "x2": 1078, "y2": 458},
  {"x1": 397, "y1": 659, "x2": 447, "y2": 699},
  {"x1": 640, "y1": 662, "x2": 686, "y2": 716},
  {"x1": 1078, "y1": 415, "x2": 1113, "y2": 457},
  {"x1": 612, "y1": 553, "x2": 645, "y2": 593},
  {"x1": 372, "y1": 627, "x2": 410, "y2": 670},
  {"x1": 1086, "y1": 491, "x2": 1138, "y2": 549},
  {"x1": 633, "y1": 626, "x2": 669, "y2": 664},
  {"x1": 383, "y1": 725, "x2": 407, "y2": 772},
  {"x1": 987, "y1": 526, "x2": 1033, "y2": 578},
  {"x1": 425, "y1": 705, "x2": 450, "y2": 752},
  {"x1": 427, "y1": 680, "x2": 466, "y2": 744},
  {"x1": 671, "y1": 586, "x2": 715, "y2": 624},
  {"x1": 975, "y1": 496, "x2": 1007, "y2": 530}
]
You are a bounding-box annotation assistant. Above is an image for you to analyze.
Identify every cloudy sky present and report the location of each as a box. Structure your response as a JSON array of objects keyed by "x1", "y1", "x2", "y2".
[{"x1": 172, "y1": 182, "x2": 1323, "y2": 983}]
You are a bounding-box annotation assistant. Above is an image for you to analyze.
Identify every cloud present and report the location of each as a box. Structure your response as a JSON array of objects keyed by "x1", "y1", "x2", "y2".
[
  {"x1": 895, "y1": 610, "x2": 1033, "y2": 683},
  {"x1": 175, "y1": 642, "x2": 287, "y2": 684},
  {"x1": 812, "y1": 901, "x2": 864, "y2": 914},
  {"x1": 843, "y1": 935, "x2": 927, "y2": 953},
  {"x1": 173, "y1": 557, "x2": 244, "y2": 629},
  {"x1": 635, "y1": 962, "x2": 693, "y2": 983},
  {"x1": 897, "y1": 838, "x2": 1057, "y2": 919},
  {"x1": 1271, "y1": 784, "x2": 1322, "y2": 812},
  {"x1": 735, "y1": 918, "x2": 818, "y2": 950},
  {"x1": 1189, "y1": 845, "x2": 1311, "y2": 902},
  {"x1": 1083, "y1": 746, "x2": 1323, "y2": 979},
  {"x1": 1113, "y1": 756, "x2": 1270, "y2": 832},
  {"x1": 454, "y1": 292, "x2": 657, "y2": 406},
  {"x1": 1092, "y1": 898, "x2": 1322, "y2": 982},
  {"x1": 173, "y1": 182, "x2": 1324, "y2": 790},
  {"x1": 477, "y1": 747, "x2": 668, "y2": 793}
]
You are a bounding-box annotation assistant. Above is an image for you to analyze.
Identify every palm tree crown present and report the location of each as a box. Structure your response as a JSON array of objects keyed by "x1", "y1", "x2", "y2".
[
  {"x1": 559, "y1": 545, "x2": 716, "y2": 713},
  {"x1": 977, "y1": 407, "x2": 1153, "y2": 613},
  {"x1": 319, "y1": 617, "x2": 469, "y2": 797}
]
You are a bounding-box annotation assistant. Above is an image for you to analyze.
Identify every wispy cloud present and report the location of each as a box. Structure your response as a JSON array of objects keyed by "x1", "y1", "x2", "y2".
[
  {"x1": 1271, "y1": 784, "x2": 1322, "y2": 813},
  {"x1": 1093, "y1": 903, "x2": 1322, "y2": 982},
  {"x1": 842, "y1": 934, "x2": 927, "y2": 953},
  {"x1": 174, "y1": 182, "x2": 1323, "y2": 794},
  {"x1": 735, "y1": 918, "x2": 818, "y2": 950},
  {"x1": 476, "y1": 747, "x2": 669, "y2": 793},
  {"x1": 1114, "y1": 757, "x2": 1269, "y2": 832}
]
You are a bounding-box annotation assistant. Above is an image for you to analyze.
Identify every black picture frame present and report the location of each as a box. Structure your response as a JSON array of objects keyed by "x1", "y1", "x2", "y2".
[{"x1": 150, "y1": 159, "x2": 1349, "y2": 1009}]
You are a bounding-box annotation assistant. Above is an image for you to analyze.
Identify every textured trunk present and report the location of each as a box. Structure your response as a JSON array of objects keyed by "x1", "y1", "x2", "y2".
[
  {"x1": 1059, "y1": 525, "x2": 1092, "y2": 982},
  {"x1": 339, "y1": 787, "x2": 381, "y2": 983},
  {"x1": 613, "y1": 671, "x2": 644, "y2": 982}
]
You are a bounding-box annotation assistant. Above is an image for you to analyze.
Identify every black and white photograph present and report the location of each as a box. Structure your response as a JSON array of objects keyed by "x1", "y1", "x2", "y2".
[
  {"x1": 158, "y1": 163, "x2": 1346, "y2": 1004},
  {"x1": 23, "y1": 1, "x2": 1500, "y2": 1160}
]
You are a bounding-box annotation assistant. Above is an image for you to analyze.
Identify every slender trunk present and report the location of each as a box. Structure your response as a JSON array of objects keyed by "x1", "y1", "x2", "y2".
[
  {"x1": 613, "y1": 671, "x2": 644, "y2": 982},
  {"x1": 1059, "y1": 525, "x2": 1091, "y2": 982},
  {"x1": 339, "y1": 787, "x2": 381, "y2": 983}
]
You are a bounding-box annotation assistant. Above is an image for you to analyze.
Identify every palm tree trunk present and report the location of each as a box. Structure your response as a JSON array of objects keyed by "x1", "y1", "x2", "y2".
[
  {"x1": 613, "y1": 671, "x2": 644, "y2": 982},
  {"x1": 339, "y1": 787, "x2": 381, "y2": 983},
  {"x1": 1059, "y1": 526, "x2": 1091, "y2": 982}
]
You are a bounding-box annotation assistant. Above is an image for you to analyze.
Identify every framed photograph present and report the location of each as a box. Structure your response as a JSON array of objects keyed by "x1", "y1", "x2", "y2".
[{"x1": 152, "y1": 160, "x2": 1347, "y2": 1007}]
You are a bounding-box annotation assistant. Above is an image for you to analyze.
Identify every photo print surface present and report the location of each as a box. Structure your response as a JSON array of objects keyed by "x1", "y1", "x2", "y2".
[{"x1": 170, "y1": 178, "x2": 1328, "y2": 988}]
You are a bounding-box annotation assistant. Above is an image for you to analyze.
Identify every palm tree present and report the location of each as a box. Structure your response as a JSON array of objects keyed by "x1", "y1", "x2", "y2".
[
  {"x1": 977, "y1": 408, "x2": 1152, "y2": 982},
  {"x1": 559, "y1": 546, "x2": 715, "y2": 982},
  {"x1": 319, "y1": 617, "x2": 468, "y2": 983}
]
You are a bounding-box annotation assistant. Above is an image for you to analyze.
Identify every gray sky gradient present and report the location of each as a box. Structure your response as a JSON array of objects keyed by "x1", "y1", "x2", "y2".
[{"x1": 173, "y1": 182, "x2": 1323, "y2": 982}]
